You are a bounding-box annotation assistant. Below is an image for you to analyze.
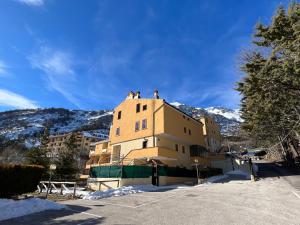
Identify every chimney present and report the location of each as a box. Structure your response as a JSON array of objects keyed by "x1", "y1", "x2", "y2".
[
  {"x1": 126, "y1": 91, "x2": 135, "y2": 99},
  {"x1": 134, "y1": 91, "x2": 141, "y2": 99},
  {"x1": 153, "y1": 90, "x2": 159, "y2": 99}
]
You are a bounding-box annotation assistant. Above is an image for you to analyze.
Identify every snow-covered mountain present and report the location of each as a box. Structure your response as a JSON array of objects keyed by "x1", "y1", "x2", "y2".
[
  {"x1": 205, "y1": 107, "x2": 242, "y2": 122},
  {"x1": 170, "y1": 102, "x2": 241, "y2": 135},
  {"x1": 0, "y1": 103, "x2": 241, "y2": 147},
  {"x1": 0, "y1": 108, "x2": 112, "y2": 146}
]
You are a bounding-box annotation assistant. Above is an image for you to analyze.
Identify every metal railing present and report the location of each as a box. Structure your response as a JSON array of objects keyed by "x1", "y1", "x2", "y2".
[{"x1": 38, "y1": 181, "x2": 77, "y2": 198}]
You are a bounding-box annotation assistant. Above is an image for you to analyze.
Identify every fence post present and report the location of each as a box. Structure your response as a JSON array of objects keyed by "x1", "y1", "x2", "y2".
[{"x1": 73, "y1": 183, "x2": 77, "y2": 198}]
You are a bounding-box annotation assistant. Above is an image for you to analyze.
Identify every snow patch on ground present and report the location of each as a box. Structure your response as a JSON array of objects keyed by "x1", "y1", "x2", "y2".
[
  {"x1": 200, "y1": 169, "x2": 252, "y2": 185},
  {"x1": 83, "y1": 184, "x2": 188, "y2": 200},
  {"x1": 0, "y1": 198, "x2": 66, "y2": 221},
  {"x1": 206, "y1": 174, "x2": 229, "y2": 183},
  {"x1": 226, "y1": 169, "x2": 251, "y2": 179}
]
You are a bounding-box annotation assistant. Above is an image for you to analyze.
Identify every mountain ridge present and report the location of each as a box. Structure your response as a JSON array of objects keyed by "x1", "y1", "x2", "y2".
[{"x1": 0, "y1": 103, "x2": 241, "y2": 147}]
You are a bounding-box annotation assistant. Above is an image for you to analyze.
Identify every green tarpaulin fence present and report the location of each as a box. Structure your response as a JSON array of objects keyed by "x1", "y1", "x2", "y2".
[{"x1": 90, "y1": 165, "x2": 200, "y2": 178}]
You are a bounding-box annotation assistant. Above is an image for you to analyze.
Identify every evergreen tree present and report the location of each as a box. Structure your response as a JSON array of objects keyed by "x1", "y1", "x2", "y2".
[
  {"x1": 26, "y1": 128, "x2": 51, "y2": 174},
  {"x1": 237, "y1": 2, "x2": 300, "y2": 162},
  {"x1": 55, "y1": 133, "x2": 79, "y2": 180}
]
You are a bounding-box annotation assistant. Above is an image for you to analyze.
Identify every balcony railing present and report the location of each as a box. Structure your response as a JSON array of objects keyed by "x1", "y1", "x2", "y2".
[{"x1": 124, "y1": 146, "x2": 178, "y2": 162}]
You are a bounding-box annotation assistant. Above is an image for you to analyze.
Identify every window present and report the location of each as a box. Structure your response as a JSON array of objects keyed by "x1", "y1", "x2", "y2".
[
  {"x1": 175, "y1": 144, "x2": 178, "y2": 151},
  {"x1": 116, "y1": 127, "x2": 120, "y2": 136},
  {"x1": 188, "y1": 129, "x2": 191, "y2": 135},
  {"x1": 183, "y1": 115, "x2": 186, "y2": 119},
  {"x1": 142, "y1": 140, "x2": 148, "y2": 148},
  {"x1": 187, "y1": 118, "x2": 190, "y2": 121},
  {"x1": 136, "y1": 103, "x2": 141, "y2": 113},
  {"x1": 135, "y1": 121, "x2": 140, "y2": 131},
  {"x1": 182, "y1": 146, "x2": 185, "y2": 154},
  {"x1": 117, "y1": 111, "x2": 122, "y2": 119},
  {"x1": 184, "y1": 127, "x2": 187, "y2": 133},
  {"x1": 142, "y1": 119, "x2": 147, "y2": 129},
  {"x1": 143, "y1": 105, "x2": 147, "y2": 111}
]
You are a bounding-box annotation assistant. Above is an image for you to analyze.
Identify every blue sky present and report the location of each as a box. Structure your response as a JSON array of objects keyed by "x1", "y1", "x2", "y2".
[{"x1": 0, "y1": 0, "x2": 290, "y2": 111}]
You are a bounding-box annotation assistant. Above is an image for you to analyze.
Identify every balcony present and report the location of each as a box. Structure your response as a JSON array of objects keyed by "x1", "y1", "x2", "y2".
[
  {"x1": 125, "y1": 146, "x2": 178, "y2": 162},
  {"x1": 85, "y1": 153, "x2": 111, "y2": 168}
]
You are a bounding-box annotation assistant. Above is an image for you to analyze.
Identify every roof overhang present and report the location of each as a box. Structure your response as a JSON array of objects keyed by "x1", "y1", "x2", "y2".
[{"x1": 135, "y1": 156, "x2": 177, "y2": 161}]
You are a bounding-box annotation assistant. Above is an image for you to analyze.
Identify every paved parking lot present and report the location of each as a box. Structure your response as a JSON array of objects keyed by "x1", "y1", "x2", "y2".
[
  {"x1": 2, "y1": 175, "x2": 300, "y2": 225},
  {"x1": 2, "y1": 162, "x2": 300, "y2": 225}
]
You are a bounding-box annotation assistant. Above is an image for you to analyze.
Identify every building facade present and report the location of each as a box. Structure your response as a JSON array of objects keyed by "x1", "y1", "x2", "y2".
[
  {"x1": 85, "y1": 91, "x2": 225, "y2": 189},
  {"x1": 200, "y1": 116, "x2": 222, "y2": 152},
  {"x1": 87, "y1": 91, "x2": 207, "y2": 168},
  {"x1": 47, "y1": 131, "x2": 101, "y2": 172}
]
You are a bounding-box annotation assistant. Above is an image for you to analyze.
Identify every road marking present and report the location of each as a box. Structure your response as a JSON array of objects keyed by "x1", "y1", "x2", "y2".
[
  {"x1": 291, "y1": 191, "x2": 300, "y2": 199},
  {"x1": 67, "y1": 208, "x2": 103, "y2": 218}
]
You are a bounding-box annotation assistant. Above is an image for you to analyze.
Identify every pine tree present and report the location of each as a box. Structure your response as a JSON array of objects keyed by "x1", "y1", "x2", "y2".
[
  {"x1": 55, "y1": 133, "x2": 79, "y2": 180},
  {"x1": 237, "y1": 2, "x2": 300, "y2": 162},
  {"x1": 26, "y1": 128, "x2": 51, "y2": 174}
]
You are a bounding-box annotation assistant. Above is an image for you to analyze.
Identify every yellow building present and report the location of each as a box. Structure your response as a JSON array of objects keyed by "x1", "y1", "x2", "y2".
[
  {"x1": 86, "y1": 91, "x2": 216, "y2": 188},
  {"x1": 47, "y1": 131, "x2": 101, "y2": 173},
  {"x1": 87, "y1": 90, "x2": 207, "y2": 168},
  {"x1": 200, "y1": 116, "x2": 222, "y2": 152}
]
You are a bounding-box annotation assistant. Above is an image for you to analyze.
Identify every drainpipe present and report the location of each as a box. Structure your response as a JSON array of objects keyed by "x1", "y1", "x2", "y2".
[{"x1": 152, "y1": 102, "x2": 164, "y2": 147}]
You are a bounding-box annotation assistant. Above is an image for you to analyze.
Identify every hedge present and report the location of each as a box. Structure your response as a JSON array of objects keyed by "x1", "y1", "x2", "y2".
[{"x1": 0, "y1": 164, "x2": 44, "y2": 198}]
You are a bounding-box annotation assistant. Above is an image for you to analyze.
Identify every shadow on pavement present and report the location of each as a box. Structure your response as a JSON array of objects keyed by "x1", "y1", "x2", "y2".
[
  {"x1": 257, "y1": 161, "x2": 300, "y2": 178},
  {"x1": 0, "y1": 204, "x2": 105, "y2": 225},
  {"x1": 212, "y1": 174, "x2": 250, "y2": 183}
]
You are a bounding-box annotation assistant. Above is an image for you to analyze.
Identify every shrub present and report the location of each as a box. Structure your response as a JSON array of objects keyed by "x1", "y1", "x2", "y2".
[{"x1": 0, "y1": 164, "x2": 44, "y2": 198}]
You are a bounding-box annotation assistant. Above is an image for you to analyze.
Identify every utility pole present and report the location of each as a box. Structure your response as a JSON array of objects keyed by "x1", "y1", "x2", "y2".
[{"x1": 226, "y1": 124, "x2": 234, "y2": 171}]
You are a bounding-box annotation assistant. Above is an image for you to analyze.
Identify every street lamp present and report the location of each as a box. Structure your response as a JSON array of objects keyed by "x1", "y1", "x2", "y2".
[
  {"x1": 46, "y1": 164, "x2": 56, "y2": 199},
  {"x1": 194, "y1": 159, "x2": 200, "y2": 184}
]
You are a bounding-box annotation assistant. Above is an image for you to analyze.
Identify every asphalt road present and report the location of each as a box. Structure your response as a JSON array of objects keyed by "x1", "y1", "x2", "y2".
[
  {"x1": 257, "y1": 161, "x2": 300, "y2": 190},
  {"x1": 1, "y1": 162, "x2": 300, "y2": 225}
]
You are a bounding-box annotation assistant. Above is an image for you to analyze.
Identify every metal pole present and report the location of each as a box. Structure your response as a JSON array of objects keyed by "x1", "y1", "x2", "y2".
[
  {"x1": 73, "y1": 183, "x2": 77, "y2": 198},
  {"x1": 45, "y1": 171, "x2": 52, "y2": 199},
  {"x1": 196, "y1": 164, "x2": 199, "y2": 184}
]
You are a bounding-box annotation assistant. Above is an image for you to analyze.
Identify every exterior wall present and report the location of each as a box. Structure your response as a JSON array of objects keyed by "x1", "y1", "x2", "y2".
[
  {"x1": 93, "y1": 140, "x2": 111, "y2": 155},
  {"x1": 211, "y1": 158, "x2": 251, "y2": 175},
  {"x1": 108, "y1": 98, "x2": 206, "y2": 169},
  {"x1": 111, "y1": 136, "x2": 156, "y2": 161},
  {"x1": 156, "y1": 136, "x2": 191, "y2": 168},
  {"x1": 159, "y1": 176, "x2": 197, "y2": 185},
  {"x1": 87, "y1": 176, "x2": 196, "y2": 191},
  {"x1": 87, "y1": 177, "x2": 152, "y2": 191},
  {"x1": 163, "y1": 104, "x2": 205, "y2": 146},
  {"x1": 86, "y1": 95, "x2": 209, "y2": 170},
  {"x1": 109, "y1": 98, "x2": 165, "y2": 145},
  {"x1": 200, "y1": 116, "x2": 222, "y2": 152},
  {"x1": 87, "y1": 178, "x2": 121, "y2": 191}
]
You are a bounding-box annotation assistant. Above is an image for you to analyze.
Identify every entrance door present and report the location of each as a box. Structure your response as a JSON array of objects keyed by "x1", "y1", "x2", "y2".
[{"x1": 152, "y1": 165, "x2": 159, "y2": 186}]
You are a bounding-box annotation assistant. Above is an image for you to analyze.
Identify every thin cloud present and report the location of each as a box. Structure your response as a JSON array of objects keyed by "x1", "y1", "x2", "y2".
[
  {"x1": 29, "y1": 46, "x2": 82, "y2": 108},
  {"x1": 0, "y1": 60, "x2": 8, "y2": 77},
  {"x1": 0, "y1": 89, "x2": 39, "y2": 109},
  {"x1": 171, "y1": 80, "x2": 241, "y2": 109},
  {"x1": 17, "y1": 0, "x2": 44, "y2": 6}
]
